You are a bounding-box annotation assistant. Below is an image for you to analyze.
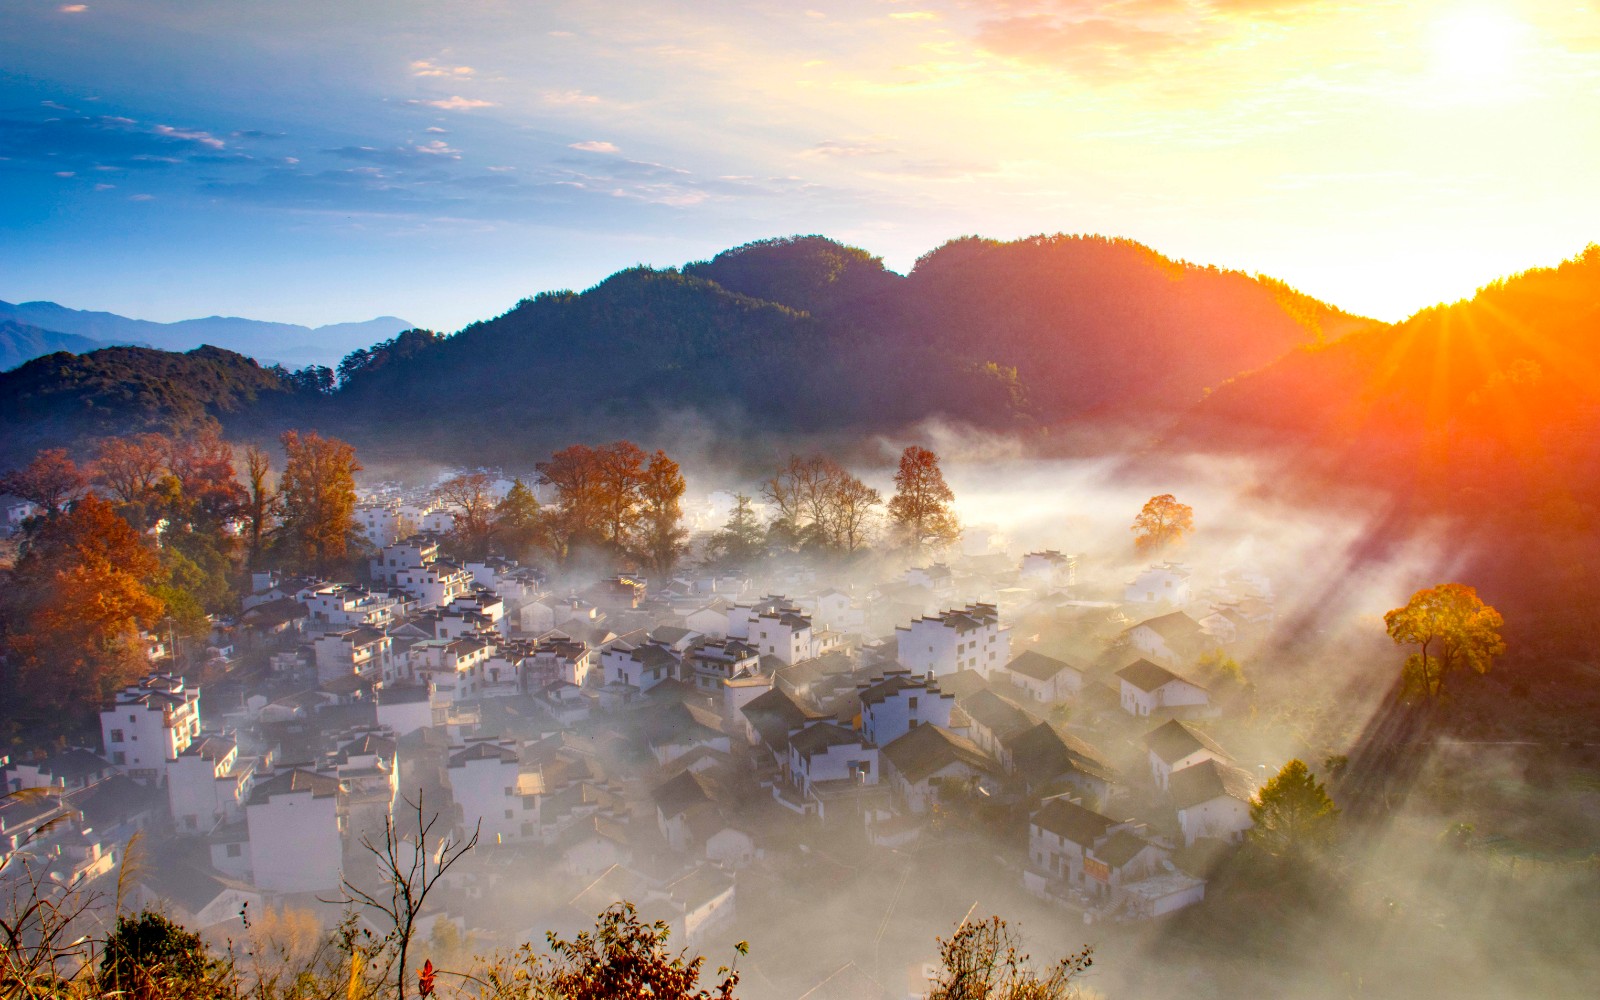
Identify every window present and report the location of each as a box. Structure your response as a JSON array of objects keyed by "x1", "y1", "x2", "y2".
[
  {"x1": 505, "y1": 786, "x2": 514, "y2": 795},
  {"x1": 110, "y1": 729, "x2": 124, "y2": 743},
  {"x1": 112, "y1": 751, "x2": 126, "y2": 765},
  {"x1": 129, "y1": 714, "x2": 137, "y2": 722},
  {"x1": 908, "y1": 696, "x2": 918, "y2": 710},
  {"x1": 226, "y1": 843, "x2": 242, "y2": 858},
  {"x1": 504, "y1": 809, "x2": 514, "y2": 819}
]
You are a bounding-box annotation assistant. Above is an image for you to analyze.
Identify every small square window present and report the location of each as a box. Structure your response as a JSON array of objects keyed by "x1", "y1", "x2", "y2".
[{"x1": 226, "y1": 843, "x2": 242, "y2": 858}]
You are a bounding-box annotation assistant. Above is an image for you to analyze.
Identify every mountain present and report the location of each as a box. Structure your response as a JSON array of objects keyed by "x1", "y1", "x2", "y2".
[
  {"x1": 1180, "y1": 243, "x2": 1600, "y2": 507},
  {"x1": 0, "y1": 233, "x2": 1366, "y2": 463},
  {"x1": 0, "y1": 320, "x2": 116, "y2": 371},
  {"x1": 0, "y1": 345, "x2": 314, "y2": 458},
  {"x1": 0, "y1": 300, "x2": 412, "y2": 369}
]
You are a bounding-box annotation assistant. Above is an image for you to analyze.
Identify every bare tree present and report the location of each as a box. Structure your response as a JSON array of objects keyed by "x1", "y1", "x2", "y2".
[
  {"x1": 434, "y1": 472, "x2": 498, "y2": 560},
  {"x1": 334, "y1": 793, "x2": 480, "y2": 1000},
  {"x1": 0, "y1": 790, "x2": 109, "y2": 994}
]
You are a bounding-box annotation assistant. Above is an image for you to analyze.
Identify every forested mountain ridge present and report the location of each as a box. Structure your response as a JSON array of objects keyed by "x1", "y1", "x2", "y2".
[
  {"x1": 0, "y1": 233, "x2": 1367, "y2": 463},
  {"x1": 0, "y1": 320, "x2": 116, "y2": 371}
]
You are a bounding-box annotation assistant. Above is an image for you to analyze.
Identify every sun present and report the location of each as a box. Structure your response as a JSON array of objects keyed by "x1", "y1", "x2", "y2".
[{"x1": 1428, "y1": 6, "x2": 1529, "y2": 84}]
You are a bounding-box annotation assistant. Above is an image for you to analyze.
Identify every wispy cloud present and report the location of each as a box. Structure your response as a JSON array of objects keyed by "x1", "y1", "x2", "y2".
[
  {"x1": 59, "y1": 4, "x2": 87, "y2": 13},
  {"x1": 542, "y1": 89, "x2": 604, "y2": 106},
  {"x1": 419, "y1": 96, "x2": 496, "y2": 110},
  {"x1": 153, "y1": 124, "x2": 226, "y2": 149},
  {"x1": 805, "y1": 137, "x2": 900, "y2": 158},
  {"x1": 568, "y1": 140, "x2": 620, "y2": 153},
  {"x1": 410, "y1": 59, "x2": 475, "y2": 78}
]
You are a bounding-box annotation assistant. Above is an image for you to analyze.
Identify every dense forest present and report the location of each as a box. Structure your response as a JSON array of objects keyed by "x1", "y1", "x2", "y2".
[{"x1": 0, "y1": 234, "x2": 1364, "y2": 465}]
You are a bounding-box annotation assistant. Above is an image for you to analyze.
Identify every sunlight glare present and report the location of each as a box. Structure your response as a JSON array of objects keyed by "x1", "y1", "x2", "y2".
[{"x1": 1429, "y1": 6, "x2": 1528, "y2": 84}]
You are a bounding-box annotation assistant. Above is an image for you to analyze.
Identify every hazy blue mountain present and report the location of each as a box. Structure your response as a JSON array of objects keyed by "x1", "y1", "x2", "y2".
[
  {"x1": 0, "y1": 320, "x2": 119, "y2": 371},
  {"x1": 0, "y1": 300, "x2": 411, "y2": 369}
]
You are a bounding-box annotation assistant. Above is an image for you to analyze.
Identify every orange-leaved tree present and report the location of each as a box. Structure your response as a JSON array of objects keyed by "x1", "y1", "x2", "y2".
[{"x1": 1383, "y1": 583, "x2": 1505, "y2": 699}]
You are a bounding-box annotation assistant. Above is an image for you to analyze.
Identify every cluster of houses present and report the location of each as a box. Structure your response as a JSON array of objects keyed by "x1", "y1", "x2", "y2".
[{"x1": 2, "y1": 492, "x2": 1280, "y2": 997}]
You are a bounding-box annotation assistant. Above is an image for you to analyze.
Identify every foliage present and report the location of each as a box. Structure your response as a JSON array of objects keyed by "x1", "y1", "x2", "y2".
[
  {"x1": 493, "y1": 478, "x2": 544, "y2": 562},
  {"x1": 434, "y1": 472, "x2": 498, "y2": 561},
  {"x1": 0, "y1": 494, "x2": 166, "y2": 727},
  {"x1": 701, "y1": 493, "x2": 765, "y2": 570},
  {"x1": 91, "y1": 432, "x2": 171, "y2": 529},
  {"x1": 277, "y1": 429, "x2": 362, "y2": 576},
  {"x1": 242, "y1": 443, "x2": 277, "y2": 569},
  {"x1": 926, "y1": 915, "x2": 1092, "y2": 1000},
  {"x1": 763, "y1": 454, "x2": 881, "y2": 554},
  {"x1": 536, "y1": 902, "x2": 742, "y2": 1000},
  {"x1": 634, "y1": 450, "x2": 690, "y2": 576},
  {"x1": 1249, "y1": 759, "x2": 1340, "y2": 865},
  {"x1": 536, "y1": 441, "x2": 687, "y2": 569},
  {"x1": 887, "y1": 445, "x2": 960, "y2": 554},
  {"x1": 1131, "y1": 493, "x2": 1193, "y2": 554},
  {"x1": 99, "y1": 910, "x2": 228, "y2": 1000},
  {"x1": 1383, "y1": 583, "x2": 1506, "y2": 699},
  {"x1": 0, "y1": 447, "x2": 88, "y2": 515}
]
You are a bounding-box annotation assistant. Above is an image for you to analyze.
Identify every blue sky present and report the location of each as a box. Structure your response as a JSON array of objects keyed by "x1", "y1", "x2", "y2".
[{"x1": 3, "y1": 0, "x2": 1597, "y2": 332}]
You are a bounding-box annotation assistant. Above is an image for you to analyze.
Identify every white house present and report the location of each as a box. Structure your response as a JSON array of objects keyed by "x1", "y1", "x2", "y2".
[
  {"x1": 100, "y1": 674, "x2": 201, "y2": 786},
  {"x1": 903, "y1": 564, "x2": 955, "y2": 598},
  {"x1": 1143, "y1": 720, "x2": 1231, "y2": 790},
  {"x1": 786, "y1": 722, "x2": 877, "y2": 800},
  {"x1": 1124, "y1": 564, "x2": 1193, "y2": 606},
  {"x1": 858, "y1": 671, "x2": 954, "y2": 747},
  {"x1": 895, "y1": 603, "x2": 1010, "y2": 677},
  {"x1": 446, "y1": 738, "x2": 539, "y2": 844},
  {"x1": 530, "y1": 636, "x2": 597, "y2": 688},
  {"x1": 1170, "y1": 759, "x2": 1256, "y2": 845},
  {"x1": 601, "y1": 642, "x2": 681, "y2": 694},
  {"x1": 355, "y1": 505, "x2": 404, "y2": 549},
  {"x1": 685, "y1": 639, "x2": 761, "y2": 694},
  {"x1": 1115, "y1": 659, "x2": 1210, "y2": 718},
  {"x1": 167, "y1": 736, "x2": 255, "y2": 835},
  {"x1": 244, "y1": 768, "x2": 343, "y2": 893},
  {"x1": 1019, "y1": 551, "x2": 1076, "y2": 591},
  {"x1": 1024, "y1": 795, "x2": 1125, "y2": 892},
  {"x1": 313, "y1": 627, "x2": 392, "y2": 685},
  {"x1": 749, "y1": 609, "x2": 815, "y2": 666},
  {"x1": 998, "y1": 651, "x2": 1083, "y2": 703},
  {"x1": 879, "y1": 725, "x2": 998, "y2": 815},
  {"x1": 394, "y1": 561, "x2": 474, "y2": 610},
  {"x1": 298, "y1": 583, "x2": 402, "y2": 630},
  {"x1": 1126, "y1": 611, "x2": 1214, "y2": 666}
]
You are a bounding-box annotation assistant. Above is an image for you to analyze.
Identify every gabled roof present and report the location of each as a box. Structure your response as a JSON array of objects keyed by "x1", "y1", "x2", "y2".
[
  {"x1": 1091, "y1": 828, "x2": 1156, "y2": 869},
  {"x1": 1132, "y1": 611, "x2": 1203, "y2": 641},
  {"x1": 1004, "y1": 650, "x2": 1080, "y2": 683},
  {"x1": 448, "y1": 741, "x2": 519, "y2": 767},
  {"x1": 1030, "y1": 795, "x2": 1115, "y2": 846},
  {"x1": 1116, "y1": 659, "x2": 1190, "y2": 693},
  {"x1": 881, "y1": 725, "x2": 994, "y2": 784},
  {"x1": 181, "y1": 736, "x2": 237, "y2": 761},
  {"x1": 1170, "y1": 758, "x2": 1256, "y2": 811},
  {"x1": 1005, "y1": 722, "x2": 1117, "y2": 787},
  {"x1": 741, "y1": 687, "x2": 822, "y2": 750},
  {"x1": 1143, "y1": 720, "x2": 1229, "y2": 765},
  {"x1": 248, "y1": 768, "x2": 340, "y2": 805},
  {"x1": 789, "y1": 722, "x2": 867, "y2": 759},
  {"x1": 858, "y1": 672, "x2": 944, "y2": 707},
  {"x1": 25, "y1": 748, "x2": 113, "y2": 781},
  {"x1": 650, "y1": 769, "x2": 713, "y2": 818},
  {"x1": 960, "y1": 690, "x2": 1037, "y2": 741}
]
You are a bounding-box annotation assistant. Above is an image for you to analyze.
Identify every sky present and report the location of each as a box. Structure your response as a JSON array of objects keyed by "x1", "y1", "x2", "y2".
[{"x1": 1, "y1": 0, "x2": 1597, "y2": 332}]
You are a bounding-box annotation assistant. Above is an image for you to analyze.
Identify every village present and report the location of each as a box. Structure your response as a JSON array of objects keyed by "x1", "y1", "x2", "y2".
[{"x1": 1, "y1": 473, "x2": 1284, "y2": 999}]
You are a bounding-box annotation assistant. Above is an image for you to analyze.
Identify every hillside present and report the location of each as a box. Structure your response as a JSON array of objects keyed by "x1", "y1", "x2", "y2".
[
  {"x1": 1182, "y1": 244, "x2": 1600, "y2": 506},
  {"x1": 0, "y1": 234, "x2": 1366, "y2": 463},
  {"x1": 0, "y1": 345, "x2": 315, "y2": 457},
  {"x1": 0, "y1": 300, "x2": 411, "y2": 369},
  {"x1": 0, "y1": 320, "x2": 114, "y2": 371}
]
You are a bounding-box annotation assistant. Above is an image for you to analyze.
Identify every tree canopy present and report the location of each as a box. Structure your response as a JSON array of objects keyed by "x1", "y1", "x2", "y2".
[
  {"x1": 1131, "y1": 493, "x2": 1193, "y2": 555},
  {"x1": 1249, "y1": 759, "x2": 1340, "y2": 866},
  {"x1": 1383, "y1": 583, "x2": 1506, "y2": 699},
  {"x1": 887, "y1": 445, "x2": 960, "y2": 554}
]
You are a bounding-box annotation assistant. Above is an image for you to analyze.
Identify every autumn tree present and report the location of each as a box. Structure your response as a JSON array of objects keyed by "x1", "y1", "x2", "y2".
[
  {"x1": 595, "y1": 440, "x2": 648, "y2": 547},
  {"x1": 163, "y1": 431, "x2": 247, "y2": 534},
  {"x1": 635, "y1": 450, "x2": 689, "y2": 576},
  {"x1": 927, "y1": 915, "x2": 1091, "y2": 1000},
  {"x1": 536, "y1": 902, "x2": 742, "y2": 1000},
  {"x1": 434, "y1": 472, "x2": 497, "y2": 560},
  {"x1": 536, "y1": 441, "x2": 661, "y2": 564},
  {"x1": 703, "y1": 493, "x2": 765, "y2": 569},
  {"x1": 0, "y1": 448, "x2": 88, "y2": 517},
  {"x1": 887, "y1": 445, "x2": 959, "y2": 554},
  {"x1": 0, "y1": 494, "x2": 166, "y2": 727},
  {"x1": 1131, "y1": 493, "x2": 1193, "y2": 555},
  {"x1": 829, "y1": 472, "x2": 882, "y2": 553},
  {"x1": 494, "y1": 478, "x2": 544, "y2": 561},
  {"x1": 241, "y1": 444, "x2": 277, "y2": 569},
  {"x1": 1383, "y1": 583, "x2": 1505, "y2": 699},
  {"x1": 764, "y1": 454, "x2": 880, "y2": 554},
  {"x1": 278, "y1": 430, "x2": 362, "y2": 576},
  {"x1": 91, "y1": 433, "x2": 171, "y2": 530},
  {"x1": 1249, "y1": 759, "x2": 1339, "y2": 867}
]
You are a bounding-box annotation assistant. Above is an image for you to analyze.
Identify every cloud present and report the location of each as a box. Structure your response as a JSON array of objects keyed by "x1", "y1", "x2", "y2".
[
  {"x1": 425, "y1": 126, "x2": 449, "y2": 134},
  {"x1": 54, "y1": 170, "x2": 76, "y2": 178},
  {"x1": 129, "y1": 193, "x2": 154, "y2": 201},
  {"x1": 411, "y1": 59, "x2": 475, "y2": 78},
  {"x1": 542, "y1": 89, "x2": 604, "y2": 106},
  {"x1": 94, "y1": 182, "x2": 115, "y2": 191},
  {"x1": 568, "y1": 140, "x2": 620, "y2": 153},
  {"x1": 59, "y1": 4, "x2": 87, "y2": 12},
  {"x1": 327, "y1": 143, "x2": 461, "y2": 165},
  {"x1": 153, "y1": 124, "x2": 226, "y2": 149},
  {"x1": 805, "y1": 137, "x2": 900, "y2": 158},
  {"x1": 414, "y1": 140, "x2": 461, "y2": 157},
  {"x1": 419, "y1": 96, "x2": 496, "y2": 110},
  {"x1": 890, "y1": 11, "x2": 940, "y2": 20}
]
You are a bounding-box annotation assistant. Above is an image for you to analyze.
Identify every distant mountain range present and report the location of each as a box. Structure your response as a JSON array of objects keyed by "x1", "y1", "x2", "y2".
[
  {"x1": 0, "y1": 234, "x2": 1373, "y2": 464},
  {"x1": 0, "y1": 299, "x2": 412, "y2": 370},
  {"x1": 0, "y1": 320, "x2": 124, "y2": 371}
]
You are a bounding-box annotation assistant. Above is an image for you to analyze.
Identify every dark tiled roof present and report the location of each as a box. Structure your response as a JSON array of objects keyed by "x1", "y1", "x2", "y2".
[
  {"x1": 1170, "y1": 759, "x2": 1256, "y2": 811},
  {"x1": 1116, "y1": 659, "x2": 1185, "y2": 693},
  {"x1": 248, "y1": 768, "x2": 340, "y2": 805},
  {"x1": 1143, "y1": 720, "x2": 1229, "y2": 765},
  {"x1": 1030, "y1": 796, "x2": 1114, "y2": 846},
  {"x1": 1004, "y1": 651, "x2": 1079, "y2": 682},
  {"x1": 881, "y1": 725, "x2": 993, "y2": 784},
  {"x1": 789, "y1": 723, "x2": 866, "y2": 759}
]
